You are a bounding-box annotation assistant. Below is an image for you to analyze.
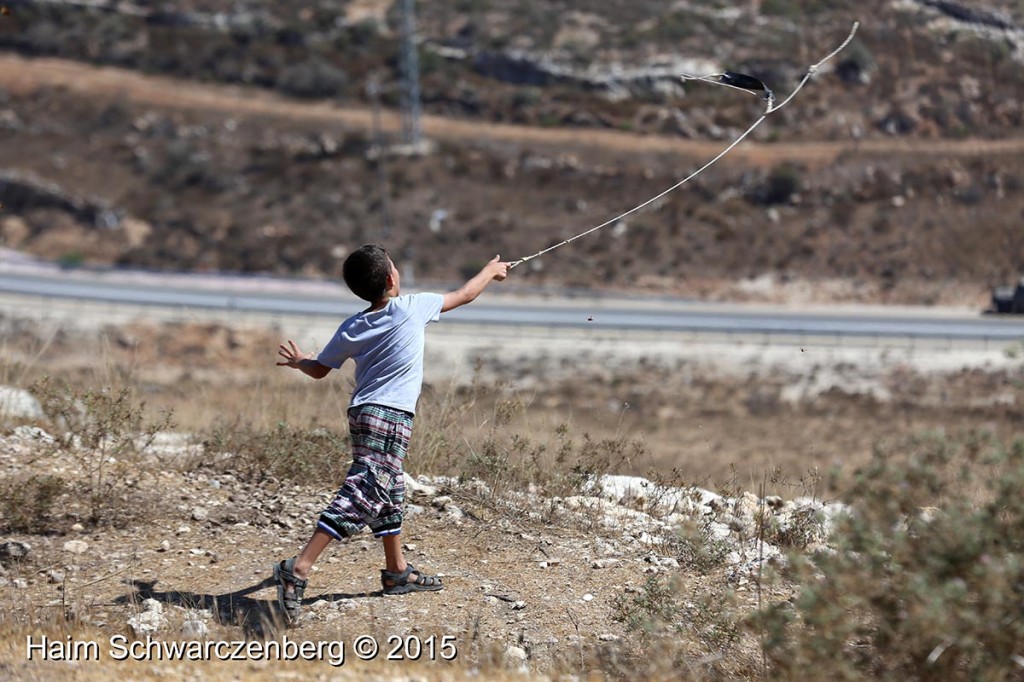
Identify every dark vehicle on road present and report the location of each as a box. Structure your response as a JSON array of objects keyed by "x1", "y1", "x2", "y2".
[{"x1": 991, "y1": 277, "x2": 1024, "y2": 314}]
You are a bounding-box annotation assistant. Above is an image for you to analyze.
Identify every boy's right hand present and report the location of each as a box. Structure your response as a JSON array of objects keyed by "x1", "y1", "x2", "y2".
[{"x1": 277, "y1": 339, "x2": 310, "y2": 368}]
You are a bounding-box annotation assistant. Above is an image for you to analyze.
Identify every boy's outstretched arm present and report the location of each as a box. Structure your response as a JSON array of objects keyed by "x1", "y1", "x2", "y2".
[
  {"x1": 277, "y1": 339, "x2": 332, "y2": 379},
  {"x1": 442, "y1": 255, "x2": 510, "y2": 313}
]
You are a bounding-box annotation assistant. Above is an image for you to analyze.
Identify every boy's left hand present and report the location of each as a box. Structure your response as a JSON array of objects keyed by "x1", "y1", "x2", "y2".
[{"x1": 486, "y1": 255, "x2": 510, "y2": 281}]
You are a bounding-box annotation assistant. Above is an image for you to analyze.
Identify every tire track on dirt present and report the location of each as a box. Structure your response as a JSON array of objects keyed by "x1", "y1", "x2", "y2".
[{"x1": 2, "y1": 54, "x2": 1022, "y2": 167}]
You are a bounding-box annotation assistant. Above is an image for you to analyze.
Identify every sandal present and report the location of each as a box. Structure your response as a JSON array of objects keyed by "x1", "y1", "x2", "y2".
[
  {"x1": 380, "y1": 563, "x2": 443, "y2": 595},
  {"x1": 272, "y1": 557, "x2": 307, "y2": 623}
]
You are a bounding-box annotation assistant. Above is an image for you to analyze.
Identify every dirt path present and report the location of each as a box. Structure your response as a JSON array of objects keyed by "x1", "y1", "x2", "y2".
[{"x1": 2, "y1": 54, "x2": 1021, "y2": 167}]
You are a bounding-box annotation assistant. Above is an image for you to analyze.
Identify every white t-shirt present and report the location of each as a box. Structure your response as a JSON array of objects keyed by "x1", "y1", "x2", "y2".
[{"x1": 316, "y1": 293, "x2": 445, "y2": 414}]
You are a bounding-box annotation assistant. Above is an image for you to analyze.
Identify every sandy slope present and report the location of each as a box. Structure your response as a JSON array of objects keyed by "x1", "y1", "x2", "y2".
[{"x1": 1, "y1": 54, "x2": 1021, "y2": 169}]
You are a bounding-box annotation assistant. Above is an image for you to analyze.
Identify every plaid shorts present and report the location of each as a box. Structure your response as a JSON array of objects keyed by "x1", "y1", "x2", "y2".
[{"x1": 317, "y1": 404, "x2": 413, "y2": 540}]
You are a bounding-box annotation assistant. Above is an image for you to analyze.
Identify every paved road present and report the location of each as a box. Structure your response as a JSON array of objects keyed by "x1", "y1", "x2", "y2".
[{"x1": 1, "y1": 265, "x2": 1022, "y2": 343}]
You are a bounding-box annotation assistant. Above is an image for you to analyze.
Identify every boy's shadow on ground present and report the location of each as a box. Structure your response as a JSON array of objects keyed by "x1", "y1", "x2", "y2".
[{"x1": 115, "y1": 578, "x2": 382, "y2": 638}]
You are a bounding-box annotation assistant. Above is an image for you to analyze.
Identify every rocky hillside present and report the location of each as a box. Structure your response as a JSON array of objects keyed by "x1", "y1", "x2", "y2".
[{"x1": 1, "y1": 0, "x2": 1023, "y2": 303}]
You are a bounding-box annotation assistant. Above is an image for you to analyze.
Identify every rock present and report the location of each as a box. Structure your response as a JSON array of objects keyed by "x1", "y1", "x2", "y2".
[
  {"x1": 512, "y1": 600, "x2": 526, "y2": 610},
  {"x1": 598, "y1": 633, "x2": 620, "y2": 642},
  {"x1": 128, "y1": 599, "x2": 167, "y2": 635},
  {"x1": 0, "y1": 216, "x2": 30, "y2": 247},
  {"x1": 62, "y1": 540, "x2": 89, "y2": 555},
  {"x1": 181, "y1": 619, "x2": 208, "y2": 639},
  {"x1": 503, "y1": 645, "x2": 528, "y2": 666},
  {"x1": 12, "y1": 425, "x2": 55, "y2": 444},
  {"x1": 158, "y1": 540, "x2": 171, "y2": 552},
  {"x1": 0, "y1": 386, "x2": 44, "y2": 420},
  {"x1": 402, "y1": 543, "x2": 417, "y2": 551},
  {"x1": 70, "y1": 523, "x2": 85, "y2": 533},
  {"x1": 176, "y1": 525, "x2": 191, "y2": 535},
  {"x1": 127, "y1": 610, "x2": 165, "y2": 636},
  {"x1": 404, "y1": 474, "x2": 438, "y2": 497},
  {"x1": 12, "y1": 577, "x2": 28, "y2": 589},
  {"x1": 735, "y1": 492, "x2": 760, "y2": 520},
  {"x1": 582, "y1": 593, "x2": 594, "y2": 602},
  {"x1": 120, "y1": 217, "x2": 153, "y2": 248},
  {"x1": 0, "y1": 541, "x2": 31, "y2": 563},
  {"x1": 592, "y1": 558, "x2": 618, "y2": 569},
  {"x1": 48, "y1": 570, "x2": 65, "y2": 584},
  {"x1": 191, "y1": 507, "x2": 208, "y2": 522}
]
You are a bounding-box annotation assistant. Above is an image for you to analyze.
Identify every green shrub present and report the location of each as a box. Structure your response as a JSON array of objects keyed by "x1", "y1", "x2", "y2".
[
  {"x1": 276, "y1": 58, "x2": 348, "y2": 99},
  {"x1": 31, "y1": 379, "x2": 173, "y2": 526},
  {"x1": 614, "y1": 575, "x2": 741, "y2": 652},
  {"x1": 200, "y1": 420, "x2": 349, "y2": 484},
  {"x1": 0, "y1": 474, "x2": 66, "y2": 533},
  {"x1": 758, "y1": 432, "x2": 1024, "y2": 680}
]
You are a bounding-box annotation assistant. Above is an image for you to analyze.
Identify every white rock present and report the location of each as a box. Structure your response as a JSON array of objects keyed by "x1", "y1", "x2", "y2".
[
  {"x1": 503, "y1": 645, "x2": 528, "y2": 665},
  {"x1": 592, "y1": 558, "x2": 618, "y2": 569},
  {"x1": 582, "y1": 593, "x2": 594, "y2": 602},
  {"x1": 181, "y1": 619, "x2": 208, "y2": 639},
  {"x1": 0, "y1": 541, "x2": 31, "y2": 561},
  {"x1": 142, "y1": 598, "x2": 163, "y2": 614},
  {"x1": 0, "y1": 386, "x2": 44, "y2": 419},
  {"x1": 709, "y1": 522, "x2": 732, "y2": 540},
  {"x1": 12, "y1": 425, "x2": 55, "y2": 443},
  {"x1": 62, "y1": 540, "x2": 89, "y2": 555},
  {"x1": 512, "y1": 600, "x2": 526, "y2": 610},
  {"x1": 191, "y1": 507, "x2": 208, "y2": 522},
  {"x1": 12, "y1": 578, "x2": 28, "y2": 588},
  {"x1": 127, "y1": 610, "x2": 165, "y2": 636},
  {"x1": 598, "y1": 634, "x2": 620, "y2": 642},
  {"x1": 158, "y1": 540, "x2": 171, "y2": 552},
  {"x1": 404, "y1": 473, "x2": 438, "y2": 497}
]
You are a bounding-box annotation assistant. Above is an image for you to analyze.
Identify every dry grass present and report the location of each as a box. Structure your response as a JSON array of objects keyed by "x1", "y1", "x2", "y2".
[{"x1": 2, "y1": 319, "x2": 1023, "y2": 680}]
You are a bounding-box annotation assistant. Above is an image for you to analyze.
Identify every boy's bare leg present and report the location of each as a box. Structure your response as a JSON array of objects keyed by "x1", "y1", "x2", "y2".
[
  {"x1": 381, "y1": 533, "x2": 409, "y2": 576},
  {"x1": 380, "y1": 534, "x2": 440, "y2": 588},
  {"x1": 287, "y1": 528, "x2": 333, "y2": 585}
]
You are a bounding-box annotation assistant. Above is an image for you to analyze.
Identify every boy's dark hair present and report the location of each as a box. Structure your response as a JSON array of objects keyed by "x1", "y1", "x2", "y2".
[{"x1": 343, "y1": 244, "x2": 393, "y2": 302}]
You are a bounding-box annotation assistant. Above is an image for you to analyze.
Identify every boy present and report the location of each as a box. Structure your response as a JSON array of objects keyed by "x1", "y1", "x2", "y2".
[{"x1": 273, "y1": 244, "x2": 509, "y2": 622}]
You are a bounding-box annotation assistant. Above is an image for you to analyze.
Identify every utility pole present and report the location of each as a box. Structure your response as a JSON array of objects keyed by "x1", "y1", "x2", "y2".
[
  {"x1": 399, "y1": 0, "x2": 422, "y2": 147},
  {"x1": 366, "y1": 77, "x2": 391, "y2": 240}
]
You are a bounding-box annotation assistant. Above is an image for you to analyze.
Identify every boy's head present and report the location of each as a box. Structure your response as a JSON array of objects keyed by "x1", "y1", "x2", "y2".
[{"x1": 343, "y1": 244, "x2": 396, "y2": 302}]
